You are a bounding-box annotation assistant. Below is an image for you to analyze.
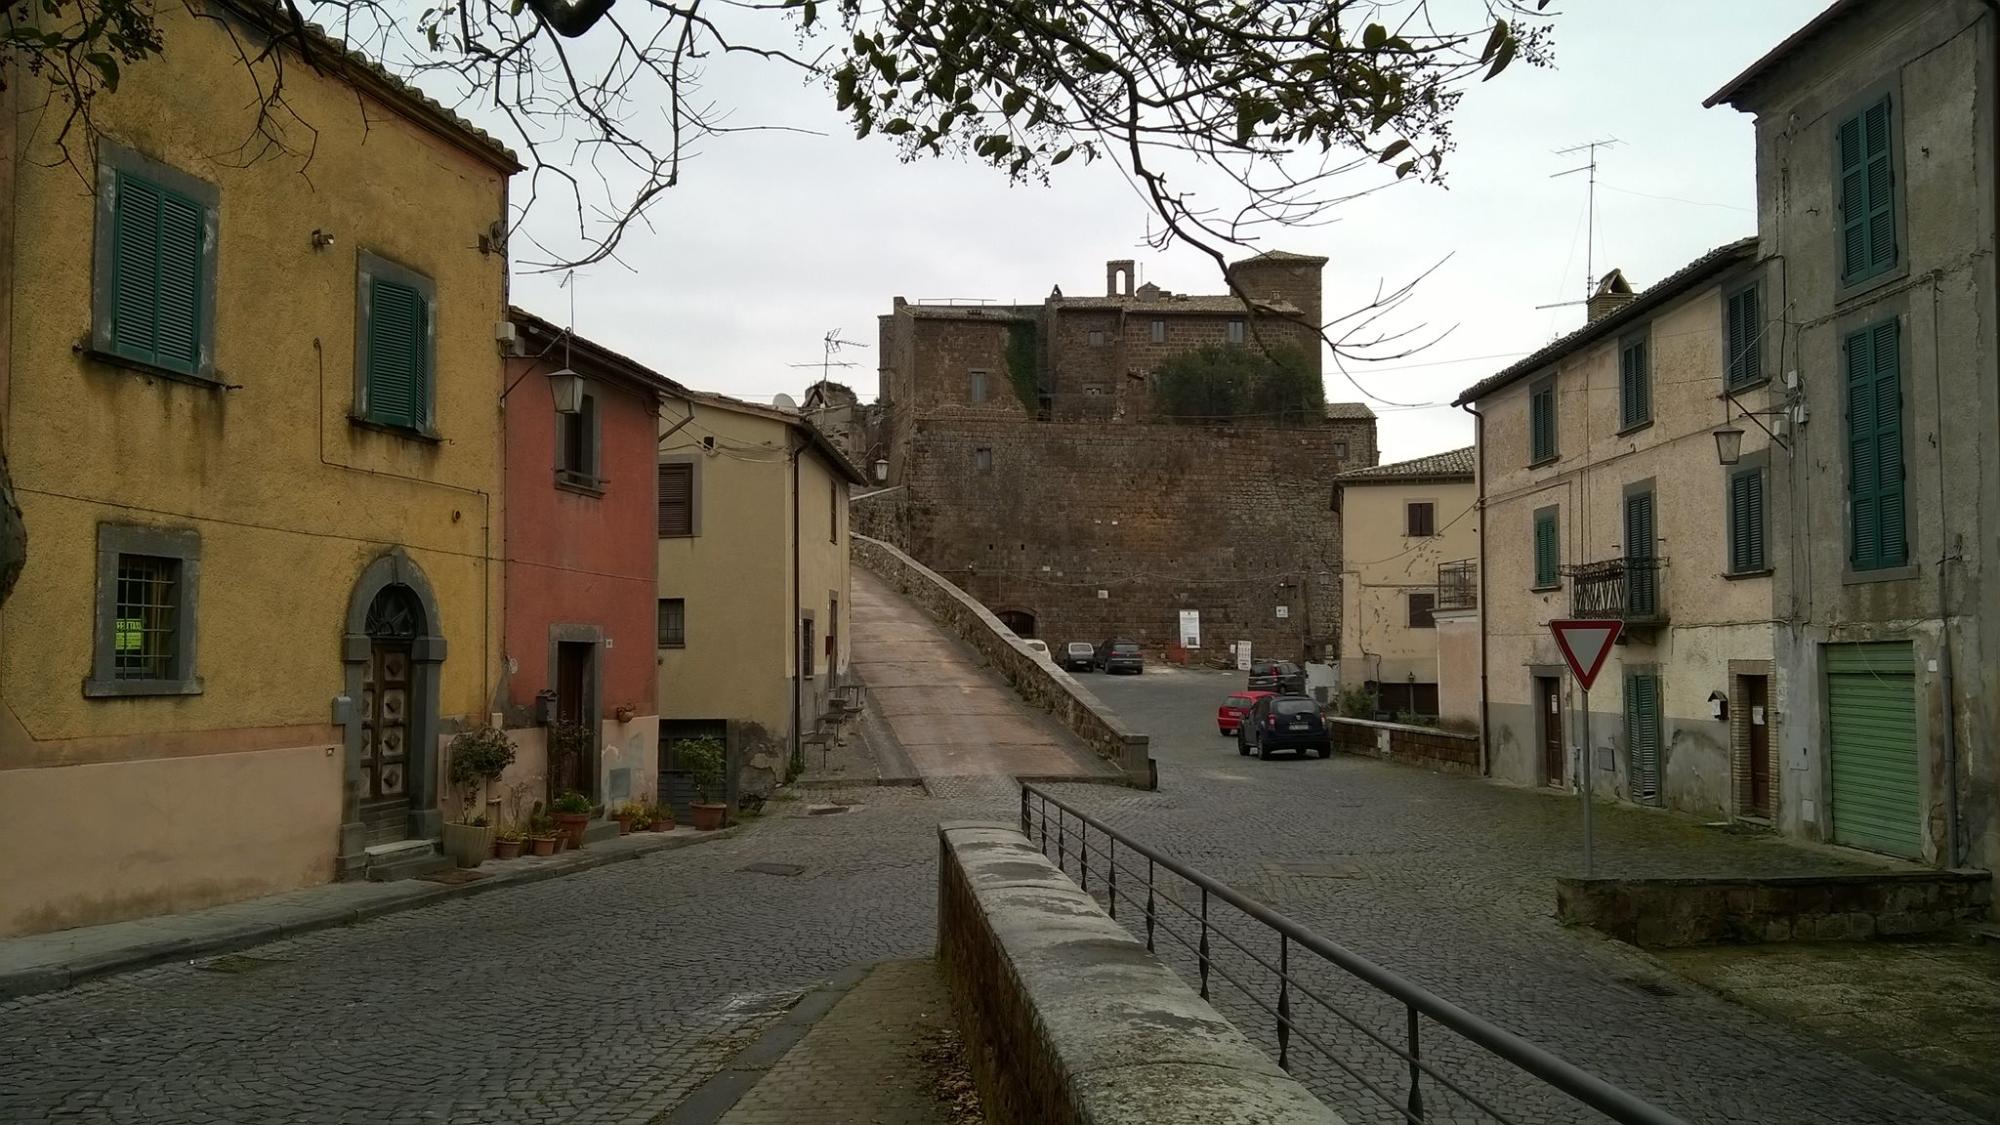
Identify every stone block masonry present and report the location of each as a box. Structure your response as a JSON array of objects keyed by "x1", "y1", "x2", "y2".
[
  {"x1": 875, "y1": 415, "x2": 1373, "y2": 660},
  {"x1": 1327, "y1": 717, "x2": 1481, "y2": 777},
  {"x1": 1557, "y1": 870, "x2": 1994, "y2": 948}
]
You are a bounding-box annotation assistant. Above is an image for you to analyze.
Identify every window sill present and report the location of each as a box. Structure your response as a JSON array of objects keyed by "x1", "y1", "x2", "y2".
[
  {"x1": 658, "y1": 532, "x2": 698, "y2": 540},
  {"x1": 1723, "y1": 567, "x2": 1773, "y2": 581},
  {"x1": 554, "y1": 473, "x2": 605, "y2": 498},
  {"x1": 1615, "y1": 418, "x2": 1653, "y2": 438},
  {"x1": 1844, "y1": 563, "x2": 1918, "y2": 585},
  {"x1": 1835, "y1": 261, "x2": 1908, "y2": 306},
  {"x1": 1528, "y1": 455, "x2": 1560, "y2": 470},
  {"x1": 657, "y1": 642, "x2": 685, "y2": 650},
  {"x1": 81, "y1": 346, "x2": 225, "y2": 390},
  {"x1": 84, "y1": 676, "x2": 204, "y2": 699},
  {"x1": 1719, "y1": 376, "x2": 1772, "y2": 397},
  {"x1": 1530, "y1": 583, "x2": 1561, "y2": 593},
  {"x1": 349, "y1": 414, "x2": 442, "y2": 444}
]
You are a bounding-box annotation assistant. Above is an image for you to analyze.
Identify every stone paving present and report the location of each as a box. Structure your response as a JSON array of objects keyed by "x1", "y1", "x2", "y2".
[{"x1": 0, "y1": 656, "x2": 1981, "y2": 1124}]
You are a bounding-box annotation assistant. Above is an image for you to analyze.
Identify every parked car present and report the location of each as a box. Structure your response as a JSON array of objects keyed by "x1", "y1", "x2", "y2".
[
  {"x1": 1217, "y1": 690, "x2": 1274, "y2": 736},
  {"x1": 1021, "y1": 639, "x2": 1052, "y2": 662},
  {"x1": 1238, "y1": 694, "x2": 1331, "y2": 760},
  {"x1": 1247, "y1": 660, "x2": 1305, "y2": 695},
  {"x1": 1060, "y1": 641, "x2": 1098, "y2": 672},
  {"x1": 1096, "y1": 639, "x2": 1144, "y2": 674}
]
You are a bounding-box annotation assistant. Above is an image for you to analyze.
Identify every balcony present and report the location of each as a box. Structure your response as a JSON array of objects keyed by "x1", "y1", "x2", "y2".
[
  {"x1": 1562, "y1": 556, "x2": 1667, "y2": 624},
  {"x1": 1436, "y1": 559, "x2": 1478, "y2": 610}
]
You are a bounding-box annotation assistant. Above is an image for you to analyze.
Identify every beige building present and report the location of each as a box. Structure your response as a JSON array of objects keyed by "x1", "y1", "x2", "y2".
[
  {"x1": 1457, "y1": 240, "x2": 1780, "y2": 819},
  {"x1": 655, "y1": 391, "x2": 867, "y2": 805},
  {"x1": 1335, "y1": 448, "x2": 1477, "y2": 719}
]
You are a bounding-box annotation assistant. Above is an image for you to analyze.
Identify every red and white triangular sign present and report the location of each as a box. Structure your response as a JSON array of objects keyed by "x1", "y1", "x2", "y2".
[{"x1": 1550, "y1": 619, "x2": 1623, "y2": 691}]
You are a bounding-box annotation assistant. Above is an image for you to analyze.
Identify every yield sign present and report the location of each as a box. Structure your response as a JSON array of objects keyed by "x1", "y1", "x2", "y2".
[{"x1": 1550, "y1": 619, "x2": 1623, "y2": 690}]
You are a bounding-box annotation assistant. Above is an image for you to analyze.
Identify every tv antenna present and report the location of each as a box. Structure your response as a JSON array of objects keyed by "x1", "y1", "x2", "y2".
[
  {"x1": 1536, "y1": 137, "x2": 1621, "y2": 310},
  {"x1": 787, "y1": 328, "x2": 869, "y2": 392}
]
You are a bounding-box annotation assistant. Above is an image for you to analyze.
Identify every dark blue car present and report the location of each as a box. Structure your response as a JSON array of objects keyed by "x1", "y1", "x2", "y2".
[{"x1": 1238, "y1": 695, "x2": 1331, "y2": 760}]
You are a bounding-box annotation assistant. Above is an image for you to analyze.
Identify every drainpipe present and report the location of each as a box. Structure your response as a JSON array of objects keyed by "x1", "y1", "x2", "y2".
[
  {"x1": 1460, "y1": 402, "x2": 1491, "y2": 775},
  {"x1": 790, "y1": 432, "x2": 804, "y2": 781},
  {"x1": 1930, "y1": 273, "x2": 1964, "y2": 868}
]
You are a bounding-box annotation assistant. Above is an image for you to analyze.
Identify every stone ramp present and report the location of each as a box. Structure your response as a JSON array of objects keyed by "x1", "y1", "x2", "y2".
[{"x1": 850, "y1": 570, "x2": 1123, "y2": 782}]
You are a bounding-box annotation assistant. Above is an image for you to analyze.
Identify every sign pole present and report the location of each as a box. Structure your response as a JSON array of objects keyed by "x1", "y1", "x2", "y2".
[{"x1": 1580, "y1": 686, "x2": 1593, "y2": 877}]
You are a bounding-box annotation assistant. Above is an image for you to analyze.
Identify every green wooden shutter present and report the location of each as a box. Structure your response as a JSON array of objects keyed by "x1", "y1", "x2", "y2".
[
  {"x1": 1530, "y1": 385, "x2": 1555, "y2": 462},
  {"x1": 1624, "y1": 490, "x2": 1656, "y2": 617},
  {"x1": 1620, "y1": 339, "x2": 1649, "y2": 428},
  {"x1": 1846, "y1": 320, "x2": 1905, "y2": 570},
  {"x1": 1826, "y1": 642, "x2": 1919, "y2": 857},
  {"x1": 1624, "y1": 673, "x2": 1662, "y2": 805},
  {"x1": 1839, "y1": 97, "x2": 1897, "y2": 282},
  {"x1": 1729, "y1": 469, "x2": 1765, "y2": 573},
  {"x1": 367, "y1": 277, "x2": 429, "y2": 429},
  {"x1": 1726, "y1": 287, "x2": 1760, "y2": 387},
  {"x1": 109, "y1": 171, "x2": 205, "y2": 375},
  {"x1": 1533, "y1": 509, "x2": 1557, "y2": 587}
]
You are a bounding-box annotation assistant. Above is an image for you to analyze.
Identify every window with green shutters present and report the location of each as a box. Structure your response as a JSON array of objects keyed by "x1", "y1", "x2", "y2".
[
  {"x1": 356, "y1": 252, "x2": 437, "y2": 434},
  {"x1": 1837, "y1": 95, "x2": 1897, "y2": 284},
  {"x1": 1529, "y1": 378, "x2": 1556, "y2": 464},
  {"x1": 91, "y1": 146, "x2": 218, "y2": 381},
  {"x1": 1725, "y1": 284, "x2": 1762, "y2": 388},
  {"x1": 1728, "y1": 467, "x2": 1766, "y2": 574},
  {"x1": 1845, "y1": 319, "x2": 1906, "y2": 571},
  {"x1": 1532, "y1": 506, "x2": 1559, "y2": 589},
  {"x1": 1619, "y1": 335, "x2": 1650, "y2": 430},
  {"x1": 1624, "y1": 672, "x2": 1663, "y2": 805}
]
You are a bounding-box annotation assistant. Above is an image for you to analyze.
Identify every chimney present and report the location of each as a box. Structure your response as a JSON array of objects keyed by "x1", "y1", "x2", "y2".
[
  {"x1": 1585, "y1": 268, "x2": 1634, "y2": 322},
  {"x1": 1106, "y1": 259, "x2": 1135, "y2": 298}
]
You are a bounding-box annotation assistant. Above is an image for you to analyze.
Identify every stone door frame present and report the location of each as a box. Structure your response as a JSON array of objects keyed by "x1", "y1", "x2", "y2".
[{"x1": 337, "y1": 548, "x2": 447, "y2": 878}]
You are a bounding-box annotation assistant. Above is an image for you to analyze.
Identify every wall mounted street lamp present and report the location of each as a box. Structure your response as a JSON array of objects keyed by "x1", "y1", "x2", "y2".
[
  {"x1": 548, "y1": 367, "x2": 585, "y2": 415},
  {"x1": 1716, "y1": 381, "x2": 1796, "y2": 466},
  {"x1": 1713, "y1": 425, "x2": 1746, "y2": 466},
  {"x1": 873, "y1": 458, "x2": 889, "y2": 482}
]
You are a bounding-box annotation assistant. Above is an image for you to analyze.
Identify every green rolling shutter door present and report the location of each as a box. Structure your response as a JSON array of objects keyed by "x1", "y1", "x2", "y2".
[{"x1": 1826, "y1": 642, "x2": 1920, "y2": 858}]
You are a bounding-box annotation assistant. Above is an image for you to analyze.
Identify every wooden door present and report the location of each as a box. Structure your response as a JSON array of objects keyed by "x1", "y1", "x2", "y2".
[
  {"x1": 360, "y1": 640, "x2": 413, "y2": 844},
  {"x1": 1537, "y1": 677, "x2": 1563, "y2": 787},
  {"x1": 1746, "y1": 676, "x2": 1771, "y2": 818},
  {"x1": 554, "y1": 641, "x2": 590, "y2": 795}
]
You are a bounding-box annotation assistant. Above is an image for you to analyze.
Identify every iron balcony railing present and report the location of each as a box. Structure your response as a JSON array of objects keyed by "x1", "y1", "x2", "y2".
[
  {"x1": 1019, "y1": 784, "x2": 1688, "y2": 1125},
  {"x1": 1562, "y1": 556, "x2": 1667, "y2": 624},
  {"x1": 1436, "y1": 559, "x2": 1478, "y2": 611}
]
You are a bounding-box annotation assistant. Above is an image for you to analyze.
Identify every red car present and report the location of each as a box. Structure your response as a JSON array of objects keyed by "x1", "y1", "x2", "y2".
[{"x1": 1217, "y1": 690, "x2": 1275, "y2": 735}]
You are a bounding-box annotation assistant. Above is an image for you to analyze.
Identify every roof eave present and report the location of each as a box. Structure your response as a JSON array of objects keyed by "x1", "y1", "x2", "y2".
[{"x1": 1704, "y1": 0, "x2": 1869, "y2": 109}]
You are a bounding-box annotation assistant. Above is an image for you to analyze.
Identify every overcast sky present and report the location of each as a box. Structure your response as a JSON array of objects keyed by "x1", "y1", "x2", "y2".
[{"x1": 488, "y1": 1, "x2": 1828, "y2": 463}]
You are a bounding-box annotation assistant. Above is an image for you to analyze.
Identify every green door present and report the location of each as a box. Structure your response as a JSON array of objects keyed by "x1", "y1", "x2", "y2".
[{"x1": 1826, "y1": 642, "x2": 1920, "y2": 858}]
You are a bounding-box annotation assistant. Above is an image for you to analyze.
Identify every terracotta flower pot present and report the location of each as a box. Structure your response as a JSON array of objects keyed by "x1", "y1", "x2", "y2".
[
  {"x1": 494, "y1": 837, "x2": 523, "y2": 860},
  {"x1": 691, "y1": 803, "x2": 726, "y2": 831},
  {"x1": 614, "y1": 814, "x2": 633, "y2": 836},
  {"x1": 554, "y1": 811, "x2": 590, "y2": 849},
  {"x1": 529, "y1": 835, "x2": 557, "y2": 857}
]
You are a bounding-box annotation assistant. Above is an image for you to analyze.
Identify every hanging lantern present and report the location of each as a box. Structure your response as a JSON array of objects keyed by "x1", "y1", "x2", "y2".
[{"x1": 548, "y1": 367, "x2": 585, "y2": 415}]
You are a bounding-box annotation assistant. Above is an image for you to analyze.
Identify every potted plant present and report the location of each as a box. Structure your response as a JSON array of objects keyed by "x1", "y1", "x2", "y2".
[
  {"x1": 679, "y1": 736, "x2": 727, "y2": 831},
  {"x1": 527, "y1": 812, "x2": 558, "y2": 856},
  {"x1": 551, "y1": 789, "x2": 593, "y2": 849},
  {"x1": 654, "y1": 801, "x2": 676, "y2": 830},
  {"x1": 612, "y1": 802, "x2": 645, "y2": 834},
  {"x1": 443, "y1": 727, "x2": 517, "y2": 867},
  {"x1": 493, "y1": 826, "x2": 525, "y2": 860}
]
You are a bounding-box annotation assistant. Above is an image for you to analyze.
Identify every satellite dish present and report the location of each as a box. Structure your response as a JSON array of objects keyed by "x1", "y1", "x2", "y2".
[{"x1": 771, "y1": 393, "x2": 799, "y2": 411}]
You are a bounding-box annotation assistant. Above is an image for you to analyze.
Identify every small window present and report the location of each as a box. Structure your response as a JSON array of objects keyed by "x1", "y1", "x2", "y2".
[
  {"x1": 1406, "y1": 501, "x2": 1436, "y2": 538},
  {"x1": 1088, "y1": 330, "x2": 1106, "y2": 348},
  {"x1": 1728, "y1": 466, "x2": 1766, "y2": 574},
  {"x1": 1332, "y1": 441, "x2": 1349, "y2": 459},
  {"x1": 88, "y1": 524, "x2": 202, "y2": 697},
  {"x1": 1725, "y1": 285, "x2": 1762, "y2": 388},
  {"x1": 1150, "y1": 320, "x2": 1166, "y2": 344},
  {"x1": 1227, "y1": 320, "x2": 1246, "y2": 344},
  {"x1": 1529, "y1": 378, "x2": 1557, "y2": 464},
  {"x1": 1844, "y1": 319, "x2": 1907, "y2": 571},
  {"x1": 658, "y1": 462, "x2": 696, "y2": 537},
  {"x1": 800, "y1": 614, "x2": 816, "y2": 679},
  {"x1": 1837, "y1": 95, "x2": 1898, "y2": 284},
  {"x1": 829, "y1": 480, "x2": 839, "y2": 543},
  {"x1": 357, "y1": 252, "x2": 437, "y2": 434},
  {"x1": 974, "y1": 447, "x2": 993, "y2": 472},
  {"x1": 556, "y1": 388, "x2": 600, "y2": 489},
  {"x1": 657, "y1": 598, "x2": 686, "y2": 648},
  {"x1": 1532, "y1": 506, "x2": 1560, "y2": 589},
  {"x1": 93, "y1": 146, "x2": 218, "y2": 380},
  {"x1": 1619, "y1": 335, "x2": 1651, "y2": 430},
  {"x1": 1407, "y1": 593, "x2": 1436, "y2": 629},
  {"x1": 968, "y1": 369, "x2": 989, "y2": 403}
]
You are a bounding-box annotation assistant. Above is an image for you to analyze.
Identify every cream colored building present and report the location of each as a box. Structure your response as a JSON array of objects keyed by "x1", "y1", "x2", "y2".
[
  {"x1": 1457, "y1": 240, "x2": 1780, "y2": 819},
  {"x1": 655, "y1": 391, "x2": 867, "y2": 803},
  {"x1": 1335, "y1": 449, "x2": 1477, "y2": 719},
  {"x1": 0, "y1": 3, "x2": 515, "y2": 936}
]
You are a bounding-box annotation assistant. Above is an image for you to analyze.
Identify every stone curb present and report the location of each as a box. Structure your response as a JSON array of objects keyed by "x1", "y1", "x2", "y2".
[
  {"x1": 0, "y1": 826, "x2": 742, "y2": 1003},
  {"x1": 655, "y1": 960, "x2": 877, "y2": 1125}
]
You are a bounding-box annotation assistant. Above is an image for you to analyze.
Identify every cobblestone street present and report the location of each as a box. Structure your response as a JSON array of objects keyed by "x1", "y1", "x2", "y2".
[{"x1": 0, "y1": 662, "x2": 1982, "y2": 1124}]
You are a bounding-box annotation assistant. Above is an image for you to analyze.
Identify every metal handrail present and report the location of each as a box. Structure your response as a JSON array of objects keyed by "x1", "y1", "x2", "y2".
[{"x1": 1021, "y1": 783, "x2": 1689, "y2": 1125}]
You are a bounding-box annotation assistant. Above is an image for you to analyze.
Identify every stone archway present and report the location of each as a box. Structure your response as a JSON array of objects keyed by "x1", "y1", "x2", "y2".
[
  {"x1": 996, "y1": 609, "x2": 1038, "y2": 639},
  {"x1": 336, "y1": 548, "x2": 447, "y2": 879}
]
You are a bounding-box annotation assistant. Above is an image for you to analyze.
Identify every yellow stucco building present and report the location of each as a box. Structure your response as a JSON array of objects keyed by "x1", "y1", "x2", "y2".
[
  {"x1": 0, "y1": 2, "x2": 517, "y2": 935},
  {"x1": 1335, "y1": 448, "x2": 1478, "y2": 720},
  {"x1": 655, "y1": 391, "x2": 866, "y2": 802}
]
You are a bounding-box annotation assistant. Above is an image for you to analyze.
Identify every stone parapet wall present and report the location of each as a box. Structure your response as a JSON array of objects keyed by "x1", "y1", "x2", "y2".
[
  {"x1": 1326, "y1": 717, "x2": 1481, "y2": 776},
  {"x1": 936, "y1": 821, "x2": 1346, "y2": 1125},
  {"x1": 1557, "y1": 871, "x2": 1993, "y2": 948},
  {"x1": 853, "y1": 535, "x2": 1153, "y2": 786}
]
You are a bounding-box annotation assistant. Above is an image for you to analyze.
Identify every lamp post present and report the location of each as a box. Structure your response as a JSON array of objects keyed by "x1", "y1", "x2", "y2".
[{"x1": 548, "y1": 367, "x2": 585, "y2": 415}]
